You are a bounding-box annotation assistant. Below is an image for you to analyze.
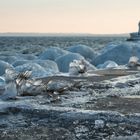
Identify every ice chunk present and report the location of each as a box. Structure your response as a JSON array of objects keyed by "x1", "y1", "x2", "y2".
[
  {"x1": 0, "y1": 60, "x2": 14, "y2": 76},
  {"x1": 68, "y1": 44, "x2": 96, "y2": 62},
  {"x1": 56, "y1": 53, "x2": 84, "y2": 72},
  {"x1": 69, "y1": 59, "x2": 96, "y2": 75},
  {"x1": 18, "y1": 54, "x2": 37, "y2": 60},
  {"x1": 38, "y1": 47, "x2": 68, "y2": 61},
  {"x1": 33, "y1": 60, "x2": 59, "y2": 73},
  {"x1": 0, "y1": 55, "x2": 17, "y2": 64},
  {"x1": 97, "y1": 60, "x2": 118, "y2": 69},
  {"x1": 13, "y1": 60, "x2": 59, "y2": 74},
  {"x1": 15, "y1": 63, "x2": 47, "y2": 77},
  {"x1": 1, "y1": 82, "x2": 17, "y2": 100}
]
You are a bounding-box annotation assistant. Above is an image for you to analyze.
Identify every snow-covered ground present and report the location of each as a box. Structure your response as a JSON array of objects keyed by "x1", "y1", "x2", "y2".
[{"x1": 1, "y1": 36, "x2": 140, "y2": 139}]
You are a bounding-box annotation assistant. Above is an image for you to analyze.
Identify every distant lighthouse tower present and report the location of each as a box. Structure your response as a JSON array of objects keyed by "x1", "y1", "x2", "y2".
[
  {"x1": 138, "y1": 21, "x2": 140, "y2": 35},
  {"x1": 127, "y1": 21, "x2": 140, "y2": 41}
]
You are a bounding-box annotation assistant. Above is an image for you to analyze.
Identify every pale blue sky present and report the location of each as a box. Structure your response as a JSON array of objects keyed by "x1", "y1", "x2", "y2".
[{"x1": 0, "y1": 0, "x2": 140, "y2": 34}]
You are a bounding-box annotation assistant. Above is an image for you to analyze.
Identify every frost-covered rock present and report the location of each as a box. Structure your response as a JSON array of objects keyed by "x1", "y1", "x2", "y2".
[
  {"x1": 56, "y1": 53, "x2": 84, "y2": 72},
  {"x1": 97, "y1": 60, "x2": 118, "y2": 69},
  {"x1": 67, "y1": 44, "x2": 96, "y2": 62},
  {"x1": 38, "y1": 47, "x2": 69, "y2": 61},
  {"x1": 15, "y1": 63, "x2": 48, "y2": 77},
  {"x1": 92, "y1": 43, "x2": 140, "y2": 66},
  {"x1": 0, "y1": 60, "x2": 14, "y2": 76}
]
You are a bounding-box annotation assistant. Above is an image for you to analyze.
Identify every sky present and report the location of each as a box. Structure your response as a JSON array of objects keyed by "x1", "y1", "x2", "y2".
[{"x1": 0, "y1": 0, "x2": 140, "y2": 34}]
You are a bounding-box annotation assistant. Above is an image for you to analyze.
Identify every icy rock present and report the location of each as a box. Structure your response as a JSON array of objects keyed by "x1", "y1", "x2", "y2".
[
  {"x1": 15, "y1": 63, "x2": 47, "y2": 77},
  {"x1": 38, "y1": 47, "x2": 69, "y2": 61},
  {"x1": 94, "y1": 120, "x2": 105, "y2": 129},
  {"x1": 67, "y1": 44, "x2": 96, "y2": 62},
  {"x1": 56, "y1": 53, "x2": 85, "y2": 72},
  {"x1": 92, "y1": 43, "x2": 140, "y2": 65},
  {"x1": 97, "y1": 60, "x2": 118, "y2": 69},
  {"x1": 0, "y1": 60, "x2": 14, "y2": 76}
]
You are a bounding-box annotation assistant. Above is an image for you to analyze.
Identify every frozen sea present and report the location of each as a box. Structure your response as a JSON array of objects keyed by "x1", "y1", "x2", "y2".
[
  {"x1": 0, "y1": 35, "x2": 127, "y2": 77},
  {"x1": 0, "y1": 36, "x2": 127, "y2": 53},
  {"x1": 1, "y1": 36, "x2": 140, "y2": 139}
]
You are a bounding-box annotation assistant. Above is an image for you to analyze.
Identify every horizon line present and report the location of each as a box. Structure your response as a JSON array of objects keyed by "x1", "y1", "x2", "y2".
[{"x1": 0, "y1": 32, "x2": 129, "y2": 36}]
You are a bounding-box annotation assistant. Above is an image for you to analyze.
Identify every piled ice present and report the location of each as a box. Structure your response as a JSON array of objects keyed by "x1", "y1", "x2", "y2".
[
  {"x1": 93, "y1": 42, "x2": 140, "y2": 66},
  {"x1": 1, "y1": 41, "x2": 140, "y2": 78}
]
